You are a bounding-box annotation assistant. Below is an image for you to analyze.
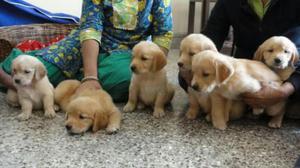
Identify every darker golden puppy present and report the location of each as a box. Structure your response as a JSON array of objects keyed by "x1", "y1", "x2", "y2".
[{"x1": 55, "y1": 80, "x2": 121, "y2": 135}]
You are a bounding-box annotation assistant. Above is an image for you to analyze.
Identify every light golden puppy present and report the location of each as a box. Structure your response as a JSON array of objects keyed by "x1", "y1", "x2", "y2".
[
  {"x1": 55, "y1": 80, "x2": 121, "y2": 135},
  {"x1": 123, "y1": 41, "x2": 174, "y2": 118},
  {"x1": 191, "y1": 50, "x2": 285, "y2": 129},
  {"x1": 254, "y1": 36, "x2": 299, "y2": 80},
  {"x1": 178, "y1": 34, "x2": 218, "y2": 120},
  {"x1": 6, "y1": 55, "x2": 56, "y2": 120}
]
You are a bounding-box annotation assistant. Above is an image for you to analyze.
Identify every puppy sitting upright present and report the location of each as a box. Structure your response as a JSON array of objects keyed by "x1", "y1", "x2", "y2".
[
  {"x1": 6, "y1": 55, "x2": 56, "y2": 120},
  {"x1": 178, "y1": 34, "x2": 218, "y2": 120},
  {"x1": 123, "y1": 41, "x2": 174, "y2": 118}
]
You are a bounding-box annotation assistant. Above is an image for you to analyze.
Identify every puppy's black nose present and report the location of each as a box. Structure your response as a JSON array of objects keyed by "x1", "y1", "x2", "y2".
[
  {"x1": 14, "y1": 79, "x2": 20, "y2": 84},
  {"x1": 274, "y1": 58, "x2": 282, "y2": 64},
  {"x1": 131, "y1": 66, "x2": 136, "y2": 72},
  {"x1": 177, "y1": 62, "x2": 183, "y2": 67},
  {"x1": 192, "y1": 84, "x2": 199, "y2": 90},
  {"x1": 65, "y1": 125, "x2": 72, "y2": 131}
]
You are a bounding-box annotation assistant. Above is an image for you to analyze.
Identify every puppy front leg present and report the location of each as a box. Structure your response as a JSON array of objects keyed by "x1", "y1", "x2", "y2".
[
  {"x1": 211, "y1": 93, "x2": 227, "y2": 130},
  {"x1": 6, "y1": 89, "x2": 19, "y2": 107},
  {"x1": 43, "y1": 94, "x2": 56, "y2": 118},
  {"x1": 123, "y1": 83, "x2": 138, "y2": 112},
  {"x1": 106, "y1": 108, "x2": 122, "y2": 134},
  {"x1": 267, "y1": 102, "x2": 286, "y2": 128},
  {"x1": 186, "y1": 92, "x2": 200, "y2": 120},
  {"x1": 153, "y1": 92, "x2": 168, "y2": 118},
  {"x1": 17, "y1": 99, "x2": 33, "y2": 120}
]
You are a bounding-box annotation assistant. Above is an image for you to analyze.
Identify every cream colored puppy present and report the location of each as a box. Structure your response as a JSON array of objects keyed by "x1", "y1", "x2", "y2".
[
  {"x1": 6, "y1": 55, "x2": 56, "y2": 120},
  {"x1": 178, "y1": 34, "x2": 218, "y2": 120},
  {"x1": 123, "y1": 41, "x2": 174, "y2": 118},
  {"x1": 55, "y1": 80, "x2": 121, "y2": 135},
  {"x1": 254, "y1": 36, "x2": 299, "y2": 80},
  {"x1": 191, "y1": 50, "x2": 285, "y2": 129}
]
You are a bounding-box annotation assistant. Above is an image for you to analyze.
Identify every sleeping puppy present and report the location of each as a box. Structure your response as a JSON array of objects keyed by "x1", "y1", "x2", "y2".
[
  {"x1": 6, "y1": 55, "x2": 56, "y2": 120},
  {"x1": 254, "y1": 36, "x2": 299, "y2": 81},
  {"x1": 123, "y1": 41, "x2": 174, "y2": 118},
  {"x1": 178, "y1": 34, "x2": 218, "y2": 120},
  {"x1": 191, "y1": 50, "x2": 285, "y2": 129},
  {"x1": 55, "y1": 80, "x2": 121, "y2": 135}
]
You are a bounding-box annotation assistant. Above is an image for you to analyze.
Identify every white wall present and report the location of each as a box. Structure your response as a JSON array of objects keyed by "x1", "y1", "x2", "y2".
[{"x1": 172, "y1": 0, "x2": 216, "y2": 35}]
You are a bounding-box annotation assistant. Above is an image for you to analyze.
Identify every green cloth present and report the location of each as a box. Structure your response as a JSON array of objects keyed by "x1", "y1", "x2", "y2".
[
  {"x1": 1, "y1": 49, "x2": 132, "y2": 102},
  {"x1": 248, "y1": 0, "x2": 271, "y2": 20}
]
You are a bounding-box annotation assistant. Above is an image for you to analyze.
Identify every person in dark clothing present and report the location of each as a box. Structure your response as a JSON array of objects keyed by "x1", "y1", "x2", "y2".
[{"x1": 179, "y1": 0, "x2": 300, "y2": 111}]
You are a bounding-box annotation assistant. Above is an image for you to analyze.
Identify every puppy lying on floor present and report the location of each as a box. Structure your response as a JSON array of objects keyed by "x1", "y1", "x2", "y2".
[
  {"x1": 54, "y1": 80, "x2": 121, "y2": 135},
  {"x1": 6, "y1": 55, "x2": 56, "y2": 120},
  {"x1": 177, "y1": 34, "x2": 217, "y2": 120},
  {"x1": 123, "y1": 41, "x2": 174, "y2": 118},
  {"x1": 191, "y1": 50, "x2": 284, "y2": 129}
]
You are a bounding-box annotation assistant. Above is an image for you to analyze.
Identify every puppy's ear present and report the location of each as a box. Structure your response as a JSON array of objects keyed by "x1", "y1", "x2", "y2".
[
  {"x1": 215, "y1": 60, "x2": 234, "y2": 84},
  {"x1": 205, "y1": 44, "x2": 218, "y2": 52},
  {"x1": 151, "y1": 50, "x2": 167, "y2": 72},
  {"x1": 290, "y1": 44, "x2": 300, "y2": 67},
  {"x1": 35, "y1": 63, "x2": 46, "y2": 80},
  {"x1": 253, "y1": 44, "x2": 265, "y2": 61},
  {"x1": 92, "y1": 110, "x2": 109, "y2": 132}
]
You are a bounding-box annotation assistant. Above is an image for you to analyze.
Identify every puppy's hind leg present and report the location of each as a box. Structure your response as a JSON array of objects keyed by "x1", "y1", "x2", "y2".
[
  {"x1": 267, "y1": 102, "x2": 286, "y2": 128},
  {"x1": 123, "y1": 83, "x2": 138, "y2": 112},
  {"x1": 106, "y1": 108, "x2": 121, "y2": 134}
]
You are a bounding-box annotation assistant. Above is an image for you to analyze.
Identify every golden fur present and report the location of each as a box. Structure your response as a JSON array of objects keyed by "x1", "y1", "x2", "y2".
[
  {"x1": 254, "y1": 36, "x2": 299, "y2": 80},
  {"x1": 191, "y1": 50, "x2": 285, "y2": 129},
  {"x1": 178, "y1": 34, "x2": 218, "y2": 120},
  {"x1": 123, "y1": 41, "x2": 174, "y2": 118},
  {"x1": 6, "y1": 55, "x2": 56, "y2": 120},
  {"x1": 55, "y1": 80, "x2": 121, "y2": 135}
]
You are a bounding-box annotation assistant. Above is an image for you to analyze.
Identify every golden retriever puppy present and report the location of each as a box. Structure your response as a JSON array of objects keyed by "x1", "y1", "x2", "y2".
[
  {"x1": 178, "y1": 34, "x2": 218, "y2": 120},
  {"x1": 123, "y1": 41, "x2": 174, "y2": 118},
  {"x1": 55, "y1": 80, "x2": 121, "y2": 135},
  {"x1": 191, "y1": 50, "x2": 285, "y2": 129},
  {"x1": 6, "y1": 55, "x2": 56, "y2": 120},
  {"x1": 254, "y1": 36, "x2": 299, "y2": 80}
]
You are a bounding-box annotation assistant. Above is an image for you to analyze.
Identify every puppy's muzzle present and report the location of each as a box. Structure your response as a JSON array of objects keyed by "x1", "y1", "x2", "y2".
[
  {"x1": 191, "y1": 83, "x2": 199, "y2": 91},
  {"x1": 177, "y1": 62, "x2": 183, "y2": 67},
  {"x1": 274, "y1": 58, "x2": 282, "y2": 64},
  {"x1": 130, "y1": 65, "x2": 137, "y2": 72},
  {"x1": 14, "y1": 79, "x2": 21, "y2": 84}
]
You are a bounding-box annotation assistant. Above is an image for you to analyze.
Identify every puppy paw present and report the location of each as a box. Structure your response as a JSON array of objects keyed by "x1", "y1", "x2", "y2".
[
  {"x1": 53, "y1": 104, "x2": 60, "y2": 112},
  {"x1": 153, "y1": 109, "x2": 165, "y2": 118},
  {"x1": 213, "y1": 122, "x2": 227, "y2": 130},
  {"x1": 205, "y1": 114, "x2": 211, "y2": 122},
  {"x1": 17, "y1": 113, "x2": 31, "y2": 121},
  {"x1": 268, "y1": 121, "x2": 282, "y2": 128},
  {"x1": 123, "y1": 103, "x2": 135, "y2": 112},
  {"x1": 185, "y1": 109, "x2": 197, "y2": 120},
  {"x1": 253, "y1": 108, "x2": 264, "y2": 115},
  {"x1": 44, "y1": 110, "x2": 56, "y2": 119},
  {"x1": 106, "y1": 126, "x2": 119, "y2": 134}
]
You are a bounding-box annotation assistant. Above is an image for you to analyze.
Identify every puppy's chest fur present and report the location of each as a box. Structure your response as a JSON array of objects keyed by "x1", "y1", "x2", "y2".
[{"x1": 134, "y1": 71, "x2": 167, "y2": 105}]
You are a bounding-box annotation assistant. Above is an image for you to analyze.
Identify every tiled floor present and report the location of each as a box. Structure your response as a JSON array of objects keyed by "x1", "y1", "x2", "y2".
[{"x1": 0, "y1": 50, "x2": 300, "y2": 168}]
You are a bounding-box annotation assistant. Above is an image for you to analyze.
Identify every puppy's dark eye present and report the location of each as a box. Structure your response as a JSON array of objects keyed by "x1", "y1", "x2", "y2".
[
  {"x1": 267, "y1": 49, "x2": 274, "y2": 53},
  {"x1": 284, "y1": 50, "x2": 290, "y2": 54},
  {"x1": 202, "y1": 72, "x2": 210, "y2": 77},
  {"x1": 141, "y1": 57, "x2": 148, "y2": 61},
  {"x1": 24, "y1": 70, "x2": 31, "y2": 74},
  {"x1": 189, "y1": 52, "x2": 195, "y2": 57},
  {"x1": 79, "y1": 114, "x2": 85, "y2": 119}
]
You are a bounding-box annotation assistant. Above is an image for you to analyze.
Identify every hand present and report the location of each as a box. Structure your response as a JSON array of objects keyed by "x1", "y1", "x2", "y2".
[
  {"x1": 242, "y1": 82, "x2": 294, "y2": 108},
  {"x1": 75, "y1": 80, "x2": 101, "y2": 94},
  {"x1": 179, "y1": 69, "x2": 193, "y2": 86}
]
